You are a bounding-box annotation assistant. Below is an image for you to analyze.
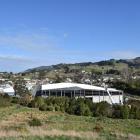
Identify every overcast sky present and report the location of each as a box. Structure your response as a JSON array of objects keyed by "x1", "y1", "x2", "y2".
[{"x1": 0, "y1": 0, "x2": 140, "y2": 72}]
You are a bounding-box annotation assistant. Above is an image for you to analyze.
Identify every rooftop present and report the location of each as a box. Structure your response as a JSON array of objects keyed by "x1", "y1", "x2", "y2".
[{"x1": 42, "y1": 83, "x2": 122, "y2": 92}]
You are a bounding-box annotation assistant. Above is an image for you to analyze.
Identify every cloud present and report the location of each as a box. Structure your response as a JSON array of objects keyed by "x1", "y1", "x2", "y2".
[
  {"x1": 0, "y1": 30, "x2": 57, "y2": 53},
  {"x1": 40, "y1": 27, "x2": 49, "y2": 32},
  {"x1": 0, "y1": 55, "x2": 33, "y2": 63},
  {"x1": 0, "y1": 55, "x2": 37, "y2": 72},
  {"x1": 0, "y1": 27, "x2": 69, "y2": 72}
]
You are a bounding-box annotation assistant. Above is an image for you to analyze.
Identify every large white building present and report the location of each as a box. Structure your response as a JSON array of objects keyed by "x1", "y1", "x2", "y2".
[{"x1": 36, "y1": 83, "x2": 123, "y2": 104}]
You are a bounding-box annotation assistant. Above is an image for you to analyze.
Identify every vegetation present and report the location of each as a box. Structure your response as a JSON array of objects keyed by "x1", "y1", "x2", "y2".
[
  {"x1": 28, "y1": 118, "x2": 42, "y2": 126},
  {"x1": 21, "y1": 96, "x2": 140, "y2": 120},
  {"x1": 1, "y1": 93, "x2": 140, "y2": 120},
  {"x1": 21, "y1": 57, "x2": 140, "y2": 96},
  {"x1": 0, "y1": 94, "x2": 11, "y2": 107},
  {"x1": 0, "y1": 105, "x2": 140, "y2": 139},
  {"x1": 111, "y1": 80, "x2": 140, "y2": 96},
  {"x1": 0, "y1": 57, "x2": 140, "y2": 139},
  {"x1": 13, "y1": 77, "x2": 30, "y2": 97}
]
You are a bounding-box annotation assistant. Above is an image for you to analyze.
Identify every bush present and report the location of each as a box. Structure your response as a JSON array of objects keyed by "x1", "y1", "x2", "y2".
[
  {"x1": 73, "y1": 98, "x2": 92, "y2": 116},
  {"x1": 45, "y1": 97, "x2": 70, "y2": 112},
  {"x1": 46, "y1": 106, "x2": 54, "y2": 111},
  {"x1": 129, "y1": 105, "x2": 137, "y2": 119},
  {"x1": 75, "y1": 103, "x2": 91, "y2": 116},
  {"x1": 3, "y1": 94, "x2": 11, "y2": 99},
  {"x1": 112, "y1": 105, "x2": 130, "y2": 119},
  {"x1": 93, "y1": 123, "x2": 104, "y2": 132},
  {"x1": 112, "y1": 105, "x2": 122, "y2": 118},
  {"x1": 19, "y1": 94, "x2": 32, "y2": 106},
  {"x1": 39, "y1": 104, "x2": 47, "y2": 111},
  {"x1": 11, "y1": 97, "x2": 19, "y2": 104},
  {"x1": 28, "y1": 118, "x2": 42, "y2": 126},
  {"x1": 33, "y1": 97, "x2": 44, "y2": 108},
  {"x1": 83, "y1": 104, "x2": 92, "y2": 116},
  {"x1": 135, "y1": 108, "x2": 140, "y2": 119},
  {"x1": 66, "y1": 98, "x2": 77, "y2": 114},
  {"x1": 28, "y1": 100, "x2": 36, "y2": 108},
  {"x1": 24, "y1": 96, "x2": 140, "y2": 120},
  {"x1": 84, "y1": 99, "x2": 94, "y2": 111},
  {"x1": 121, "y1": 105, "x2": 129, "y2": 119},
  {"x1": 0, "y1": 96, "x2": 11, "y2": 107},
  {"x1": 54, "y1": 105, "x2": 60, "y2": 111},
  {"x1": 39, "y1": 104, "x2": 54, "y2": 111},
  {"x1": 94, "y1": 102, "x2": 112, "y2": 117}
]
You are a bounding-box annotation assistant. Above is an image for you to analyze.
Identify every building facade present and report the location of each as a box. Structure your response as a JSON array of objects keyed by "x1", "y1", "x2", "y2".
[{"x1": 35, "y1": 83, "x2": 123, "y2": 104}]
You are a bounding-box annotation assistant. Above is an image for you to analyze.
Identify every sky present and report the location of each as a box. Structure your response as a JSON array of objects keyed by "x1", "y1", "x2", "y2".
[{"x1": 0, "y1": 0, "x2": 140, "y2": 72}]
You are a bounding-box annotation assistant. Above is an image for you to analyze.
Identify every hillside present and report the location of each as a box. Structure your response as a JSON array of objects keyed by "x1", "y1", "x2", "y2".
[
  {"x1": 22, "y1": 57, "x2": 140, "y2": 85},
  {"x1": 24, "y1": 57, "x2": 140, "y2": 73},
  {"x1": 18, "y1": 57, "x2": 140, "y2": 96}
]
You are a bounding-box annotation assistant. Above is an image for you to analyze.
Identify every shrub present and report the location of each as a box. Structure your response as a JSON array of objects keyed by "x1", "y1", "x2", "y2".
[
  {"x1": 75, "y1": 103, "x2": 91, "y2": 116},
  {"x1": 28, "y1": 100, "x2": 36, "y2": 108},
  {"x1": 93, "y1": 123, "x2": 103, "y2": 133},
  {"x1": 0, "y1": 96, "x2": 11, "y2": 107},
  {"x1": 94, "y1": 102, "x2": 112, "y2": 117},
  {"x1": 66, "y1": 98, "x2": 77, "y2": 114},
  {"x1": 112, "y1": 105, "x2": 122, "y2": 118},
  {"x1": 39, "y1": 104, "x2": 47, "y2": 111},
  {"x1": 46, "y1": 106, "x2": 54, "y2": 111},
  {"x1": 54, "y1": 105, "x2": 60, "y2": 111},
  {"x1": 28, "y1": 118, "x2": 42, "y2": 126},
  {"x1": 135, "y1": 108, "x2": 140, "y2": 119},
  {"x1": 112, "y1": 105, "x2": 130, "y2": 119},
  {"x1": 121, "y1": 105, "x2": 129, "y2": 119},
  {"x1": 23, "y1": 96, "x2": 140, "y2": 120},
  {"x1": 34, "y1": 97, "x2": 44, "y2": 108},
  {"x1": 11, "y1": 97, "x2": 19, "y2": 104},
  {"x1": 19, "y1": 94, "x2": 32, "y2": 106},
  {"x1": 3, "y1": 94, "x2": 11, "y2": 99},
  {"x1": 45, "y1": 97, "x2": 70, "y2": 112},
  {"x1": 83, "y1": 104, "x2": 92, "y2": 116},
  {"x1": 39, "y1": 104, "x2": 54, "y2": 111},
  {"x1": 129, "y1": 105, "x2": 136, "y2": 119},
  {"x1": 84, "y1": 99, "x2": 94, "y2": 111}
]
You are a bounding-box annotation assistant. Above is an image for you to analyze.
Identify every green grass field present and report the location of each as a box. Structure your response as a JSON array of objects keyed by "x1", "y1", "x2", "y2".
[{"x1": 0, "y1": 105, "x2": 140, "y2": 140}]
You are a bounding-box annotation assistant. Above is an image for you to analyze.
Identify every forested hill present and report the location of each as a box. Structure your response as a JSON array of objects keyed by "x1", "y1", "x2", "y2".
[{"x1": 24, "y1": 57, "x2": 140, "y2": 73}]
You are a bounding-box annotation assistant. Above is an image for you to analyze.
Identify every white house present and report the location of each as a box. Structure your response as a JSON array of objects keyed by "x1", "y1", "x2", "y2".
[{"x1": 35, "y1": 82, "x2": 123, "y2": 104}]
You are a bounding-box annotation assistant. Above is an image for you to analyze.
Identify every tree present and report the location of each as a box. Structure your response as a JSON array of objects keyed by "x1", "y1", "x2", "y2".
[
  {"x1": 54, "y1": 74, "x2": 64, "y2": 83},
  {"x1": 112, "y1": 105, "x2": 122, "y2": 118},
  {"x1": 94, "y1": 101, "x2": 112, "y2": 117},
  {"x1": 63, "y1": 65, "x2": 70, "y2": 73},
  {"x1": 135, "y1": 108, "x2": 140, "y2": 119},
  {"x1": 121, "y1": 105, "x2": 129, "y2": 119},
  {"x1": 38, "y1": 70, "x2": 46, "y2": 80},
  {"x1": 34, "y1": 96, "x2": 44, "y2": 108},
  {"x1": 13, "y1": 77, "x2": 29, "y2": 97},
  {"x1": 129, "y1": 105, "x2": 137, "y2": 119},
  {"x1": 75, "y1": 103, "x2": 91, "y2": 116}
]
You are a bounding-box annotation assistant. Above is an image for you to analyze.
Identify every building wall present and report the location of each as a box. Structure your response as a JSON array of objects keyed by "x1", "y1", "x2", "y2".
[
  {"x1": 85, "y1": 95, "x2": 123, "y2": 104},
  {"x1": 38, "y1": 89, "x2": 123, "y2": 104}
]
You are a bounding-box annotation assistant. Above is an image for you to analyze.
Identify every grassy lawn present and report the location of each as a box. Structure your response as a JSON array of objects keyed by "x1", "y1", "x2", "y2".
[{"x1": 0, "y1": 105, "x2": 140, "y2": 140}]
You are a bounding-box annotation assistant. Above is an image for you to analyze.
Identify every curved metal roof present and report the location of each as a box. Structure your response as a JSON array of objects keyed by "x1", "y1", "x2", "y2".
[{"x1": 42, "y1": 83, "x2": 122, "y2": 92}]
